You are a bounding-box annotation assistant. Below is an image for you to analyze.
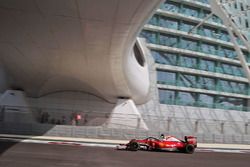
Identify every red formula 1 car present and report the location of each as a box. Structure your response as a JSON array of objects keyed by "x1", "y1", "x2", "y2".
[{"x1": 117, "y1": 135, "x2": 197, "y2": 154}]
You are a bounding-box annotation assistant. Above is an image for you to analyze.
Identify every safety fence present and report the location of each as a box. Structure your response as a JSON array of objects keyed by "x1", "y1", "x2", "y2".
[
  {"x1": 0, "y1": 122, "x2": 250, "y2": 144},
  {"x1": 0, "y1": 105, "x2": 250, "y2": 144}
]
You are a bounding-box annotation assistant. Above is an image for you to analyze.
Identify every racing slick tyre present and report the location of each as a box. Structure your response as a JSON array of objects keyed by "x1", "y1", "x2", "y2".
[
  {"x1": 185, "y1": 144, "x2": 195, "y2": 154},
  {"x1": 128, "y1": 141, "x2": 140, "y2": 151}
]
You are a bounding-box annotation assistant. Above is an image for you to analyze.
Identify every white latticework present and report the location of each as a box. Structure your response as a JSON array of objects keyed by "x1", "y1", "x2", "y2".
[
  {"x1": 219, "y1": 0, "x2": 250, "y2": 41},
  {"x1": 209, "y1": 0, "x2": 250, "y2": 82}
]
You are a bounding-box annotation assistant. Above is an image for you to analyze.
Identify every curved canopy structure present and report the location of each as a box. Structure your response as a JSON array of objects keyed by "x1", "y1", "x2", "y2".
[{"x1": 0, "y1": 0, "x2": 163, "y2": 104}]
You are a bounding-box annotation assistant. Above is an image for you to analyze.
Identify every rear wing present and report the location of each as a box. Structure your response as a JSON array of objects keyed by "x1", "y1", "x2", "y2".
[{"x1": 184, "y1": 136, "x2": 197, "y2": 146}]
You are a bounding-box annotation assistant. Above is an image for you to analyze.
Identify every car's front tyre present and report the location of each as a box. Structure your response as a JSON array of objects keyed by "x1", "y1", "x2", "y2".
[{"x1": 128, "y1": 141, "x2": 140, "y2": 151}]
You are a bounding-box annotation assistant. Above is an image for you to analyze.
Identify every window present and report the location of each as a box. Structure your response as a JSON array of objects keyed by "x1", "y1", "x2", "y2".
[
  {"x1": 237, "y1": 15, "x2": 242, "y2": 25},
  {"x1": 180, "y1": 21, "x2": 196, "y2": 33},
  {"x1": 201, "y1": 10, "x2": 211, "y2": 19},
  {"x1": 200, "y1": 42, "x2": 217, "y2": 55},
  {"x1": 159, "y1": 16, "x2": 178, "y2": 29},
  {"x1": 216, "y1": 96, "x2": 246, "y2": 110},
  {"x1": 218, "y1": 79, "x2": 234, "y2": 93},
  {"x1": 232, "y1": 65, "x2": 244, "y2": 77},
  {"x1": 198, "y1": 77, "x2": 215, "y2": 90},
  {"x1": 200, "y1": 59, "x2": 215, "y2": 72},
  {"x1": 202, "y1": 10, "x2": 222, "y2": 24},
  {"x1": 246, "y1": 20, "x2": 249, "y2": 28},
  {"x1": 159, "y1": 89, "x2": 175, "y2": 104},
  {"x1": 221, "y1": 63, "x2": 234, "y2": 75},
  {"x1": 244, "y1": 51, "x2": 250, "y2": 63},
  {"x1": 219, "y1": 30, "x2": 230, "y2": 42},
  {"x1": 152, "y1": 51, "x2": 177, "y2": 65},
  {"x1": 159, "y1": 34, "x2": 178, "y2": 47},
  {"x1": 237, "y1": 37, "x2": 244, "y2": 46},
  {"x1": 157, "y1": 70, "x2": 176, "y2": 85},
  {"x1": 230, "y1": 82, "x2": 247, "y2": 94},
  {"x1": 180, "y1": 38, "x2": 198, "y2": 51},
  {"x1": 179, "y1": 55, "x2": 197, "y2": 69},
  {"x1": 182, "y1": 5, "x2": 199, "y2": 18},
  {"x1": 196, "y1": 0, "x2": 209, "y2": 4},
  {"x1": 148, "y1": 15, "x2": 158, "y2": 26},
  {"x1": 201, "y1": 26, "x2": 218, "y2": 38},
  {"x1": 140, "y1": 30, "x2": 157, "y2": 44},
  {"x1": 240, "y1": 2, "x2": 244, "y2": 11},
  {"x1": 179, "y1": 73, "x2": 196, "y2": 88},
  {"x1": 217, "y1": 80, "x2": 246, "y2": 94},
  {"x1": 177, "y1": 91, "x2": 196, "y2": 106},
  {"x1": 161, "y1": 1, "x2": 180, "y2": 13},
  {"x1": 198, "y1": 94, "x2": 214, "y2": 107},
  {"x1": 220, "y1": 63, "x2": 243, "y2": 76},
  {"x1": 219, "y1": 47, "x2": 237, "y2": 59},
  {"x1": 234, "y1": 2, "x2": 237, "y2": 9},
  {"x1": 209, "y1": 15, "x2": 223, "y2": 24}
]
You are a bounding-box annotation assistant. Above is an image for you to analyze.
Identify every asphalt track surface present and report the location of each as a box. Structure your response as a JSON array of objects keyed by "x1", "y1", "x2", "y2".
[{"x1": 0, "y1": 141, "x2": 249, "y2": 167}]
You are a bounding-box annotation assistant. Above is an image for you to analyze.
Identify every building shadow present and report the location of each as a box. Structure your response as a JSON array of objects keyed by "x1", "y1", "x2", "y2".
[
  {"x1": 0, "y1": 106, "x2": 113, "y2": 155},
  {"x1": 0, "y1": 140, "x2": 18, "y2": 156}
]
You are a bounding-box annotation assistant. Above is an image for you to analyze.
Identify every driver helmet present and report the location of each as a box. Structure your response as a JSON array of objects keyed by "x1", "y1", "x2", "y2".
[{"x1": 160, "y1": 134, "x2": 165, "y2": 139}]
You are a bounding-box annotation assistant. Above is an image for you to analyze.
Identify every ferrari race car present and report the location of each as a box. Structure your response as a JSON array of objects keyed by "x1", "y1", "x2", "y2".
[{"x1": 117, "y1": 135, "x2": 197, "y2": 154}]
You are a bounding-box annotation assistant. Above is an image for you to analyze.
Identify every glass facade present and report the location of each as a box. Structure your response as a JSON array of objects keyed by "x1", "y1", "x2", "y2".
[
  {"x1": 182, "y1": 5, "x2": 199, "y2": 18},
  {"x1": 159, "y1": 16, "x2": 178, "y2": 29},
  {"x1": 142, "y1": 0, "x2": 250, "y2": 111},
  {"x1": 219, "y1": 30, "x2": 230, "y2": 42},
  {"x1": 201, "y1": 42, "x2": 217, "y2": 55},
  {"x1": 180, "y1": 21, "x2": 196, "y2": 33},
  {"x1": 201, "y1": 26, "x2": 217, "y2": 38},
  {"x1": 216, "y1": 96, "x2": 246, "y2": 110},
  {"x1": 160, "y1": 1, "x2": 223, "y2": 23},
  {"x1": 157, "y1": 70, "x2": 176, "y2": 85},
  {"x1": 177, "y1": 91, "x2": 196, "y2": 106},
  {"x1": 179, "y1": 73, "x2": 196, "y2": 88},
  {"x1": 200, "y1": 59, "x2": 215, "y2": 72},
  {"x1": 180, "y1": 38, "x2": 198, "y2": 51},
  {"x1": 198, "y1": 76, "x2": 215, "y2": 90},
  {"x1": 198, "y1": 94, "x2": 214, "y2": 108},
  {"x1": 151, "y1": 50, "x2": 244, "y2": 77},
  {"x1": 179, "y1": 55, "x2": 197, "y2": 68},
  {"x1": 219, "y1": 47, "x2": 237, "y2": 59},
  {"x1": 159, "y1": 89, "x2": 175, "y2": 104},
  {"x1": 159, "y1": 34, "x2": 178, "y2": 47},
  {"x1": 160, "y1": 1, "x2": 180, "y2": 13},
  {"x1": 159, "y1": 88, "x2": 247, "y2": 111},
  {"x1": 156, "y1": 69, "x2": 247, "y2": 95},
  {"x1": 152, "y1": 51, "x2": 177, "y2": 65}
]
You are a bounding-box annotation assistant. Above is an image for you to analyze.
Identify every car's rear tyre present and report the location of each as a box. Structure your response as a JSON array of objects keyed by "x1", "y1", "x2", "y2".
[
  {"x1": 185, "y1": 144, "x2": 195, "y2": 154},
  {"x1": 128, "y1": 141, "x2": 140, "y2": 151}
]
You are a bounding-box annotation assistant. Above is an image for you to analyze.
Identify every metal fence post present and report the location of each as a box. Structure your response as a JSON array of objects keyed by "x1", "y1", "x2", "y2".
[
  {"x1": 194, "y1": 120, "x2": 199, "y2": 133},
  {"x1": 167, "y1": 118, "x2": 171, "y2": 132},
  {"x1": 245, "y1": 123, "x2": 248, "y2": 135},
  {"x1": 221, "y1": 122, "x2": 224, "y2": 134}
]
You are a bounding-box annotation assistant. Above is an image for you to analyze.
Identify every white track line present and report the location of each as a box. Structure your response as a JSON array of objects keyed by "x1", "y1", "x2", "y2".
[
  {"x1": 197, "y1": 148, "x2": 250, "y2": 154},
  {"x1": 1, "y1": 138, "x2": 250, "y2": 154}
]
